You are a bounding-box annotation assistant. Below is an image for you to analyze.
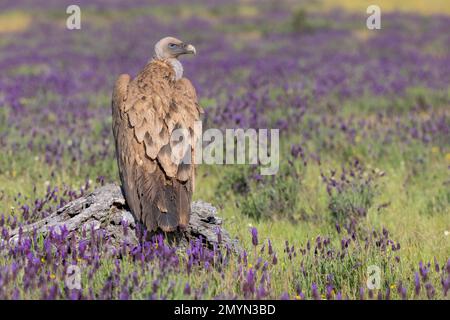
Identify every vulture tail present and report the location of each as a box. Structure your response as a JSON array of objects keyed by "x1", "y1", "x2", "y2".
[
  {"x1": 135, "y1": 164, "x2": 192, "y2": 233},
  {"x1": 157, "y1": 180, "x2": 191, "y2": 231}
]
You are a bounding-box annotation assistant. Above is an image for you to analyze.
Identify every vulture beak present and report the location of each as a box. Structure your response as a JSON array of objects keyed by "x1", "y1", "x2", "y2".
[{"x1": 184, "y1": 44, "x2": 196, "y2": 55}]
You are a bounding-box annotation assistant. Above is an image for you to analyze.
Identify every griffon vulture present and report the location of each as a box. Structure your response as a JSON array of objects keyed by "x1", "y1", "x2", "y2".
[{"x1": 112, "y1": 37, "x2": 203, "y2": 232}]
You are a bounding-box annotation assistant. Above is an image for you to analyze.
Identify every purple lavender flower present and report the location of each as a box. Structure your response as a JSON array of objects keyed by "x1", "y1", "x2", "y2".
[
  {"x1": 434, "y1": 257, "x2": 440, "y2": 273},
  {"x1": 425, "y1": 283, "x2": 435, "y2": 299},
  {"x1": 359, "y1": 287, "x2": 364, "y2": 300},
  {"x1": 280, "y1": 292, "x2": 290, "y2": 300},
  {"x1": 256, "y1": 285, "x2": 267, "y2": 299},
  {"x1": 385, "y1": 287, "x2": 391, "y2": 300},
  {"x1": 268, "y1": 239, "x2": 273, "y2": 255},
  {"x1": 242, "y1": 268, "x2": 256, "y2": 298},
  {"x1": 441, "y1": 277, "x2": 449, "y2": 297},
  {"x1": 414, "y1": 272, "x2": 421, "y2": 296},
  {"x1": 311, "y1": 283, "x2": 320, "y2": 300},
  {"x1": 400, "y1": 287, "x2": 407, "y2": 300},
  {"x1": 419, "y1": 261, "x2": 429, "y2": 281},
  {"x1": 335, "y1": 223, "x2": 341, "y2": 234},
  {"x1": 326, "y1": 285, "x2": 333, "y2": 300},
  {"x1": 184, "y1": 283, "x2": 191, "y2": 295},
  {"x1": 216, "y1": 227, "x2": 222, "y2": 244},
  {"x1": 272, "y1": 254, "x2": 278, "y2": 265}
]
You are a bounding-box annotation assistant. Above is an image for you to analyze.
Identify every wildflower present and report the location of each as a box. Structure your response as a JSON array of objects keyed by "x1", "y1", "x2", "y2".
[
  {"x1": 122, "y1": 220, "x2": 129, "y2": 237},
  {"x1": 152, "y1": 279, "x2": 160, "y2": 293},
  {"x1": 256, "y1": 285, "x2": 267, "y2": 299},
  {"x1": 242, "y1": 269, "x2": 256, "y2": 298},
  {"x1": 242, "y1": 251, "x2": 248, "y2": 265},
  {"x1": 442, "y1": 277, "x2": 449, "y2": 296},
  {"x1": 398, "y1": 282, "x2": 407, "y2": 300},
  {"x1": 280, "y1": 292, "x2": 290, "y2": 300},
  {"x1": 255, "y1": 257, "x2": 262, "y2": 270},
  {"x1": 50, "y1": 274, "x2": 56, "y2": 279},
  {"x1": 434, "y1": 257, "x2": 440, "y2": 273},
  {"x1": 184, "y1": 283, "x2": 191, "y2": 295},
  {"x1": 119, "y1": 290, "x2": 129, "y2": 300},
  {"x1": 414, "y1": 272, "x2": 420, "y2": 296},
  {"x1": 335, "y1": 223, "x2": 341, "y2": 234},
  {"x1": 431, "y1": 146, "x2": 439, "y2": 153},
  {"x1": 268, "y1": 239, "x2": 273, "y2": 255},
  {"x1": 326, "y1": 284, "x2": 334, "y2": 300},
  {"x1": 216, "y1": 227, "x2": 222, "y2": 244},
  {"x1": 445, "y1": 153, "x2": 450, "y2": 162},
  {"x1": 419, "y1": 261, "x2": 429, "y2": 281},
  {"x1": 444, "y1": 230, "x2": 449, "y2": 237},
  {"x1": 425, "y1": 283, "x2": 435, "y2": 299},
  {"x1": 272, "y1": 254, "x2": 278, "y2": 265},
  {"x1": 251, "y1": 227, "x2": 258, "y2": 246},
  {"x1": 311, "y1": 283, "x2": 320, "y2": 300},
  {"x1": 262, "y1": 261, "x2": 269, "y2": 272}
]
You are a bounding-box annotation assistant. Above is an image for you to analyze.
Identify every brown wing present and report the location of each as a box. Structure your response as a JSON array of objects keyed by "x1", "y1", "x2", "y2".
[
  {"x1": 112, "y1": 61, "x2": 201, "y2": 232},
  {"x1": 171, "y1": 78, "x2": 204, "y2": 193}
]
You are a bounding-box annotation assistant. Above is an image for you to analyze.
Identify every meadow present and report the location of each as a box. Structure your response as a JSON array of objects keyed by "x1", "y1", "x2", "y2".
[{"x1": 0, "y1": 0, "x2": 449, "y2": 299}]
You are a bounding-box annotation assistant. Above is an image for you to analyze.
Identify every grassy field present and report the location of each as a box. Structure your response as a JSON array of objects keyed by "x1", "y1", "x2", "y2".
[{"x1": 0, "y1": 0, "x2": 449, "y2": 299}]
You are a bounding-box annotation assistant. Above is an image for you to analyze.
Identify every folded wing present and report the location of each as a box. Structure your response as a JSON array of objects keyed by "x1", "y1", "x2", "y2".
[{"x1": 112, "y1": 60, "x2": 202, "y2": 232}]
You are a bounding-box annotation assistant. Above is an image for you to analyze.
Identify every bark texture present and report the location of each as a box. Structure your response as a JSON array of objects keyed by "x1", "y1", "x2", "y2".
[{"x1": 8, "y1": 184, "x2": 239, "y2": 252}]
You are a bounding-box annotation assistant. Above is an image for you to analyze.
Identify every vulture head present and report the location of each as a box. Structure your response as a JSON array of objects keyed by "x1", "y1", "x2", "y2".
[{"x1": 154, "y1": 36, "x2": 196, "y2": 60}]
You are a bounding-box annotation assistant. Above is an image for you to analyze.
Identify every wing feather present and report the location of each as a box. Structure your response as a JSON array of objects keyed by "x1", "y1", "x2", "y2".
[{"x1": 172, "y1": 78, "x2": 202, "y2": 189}]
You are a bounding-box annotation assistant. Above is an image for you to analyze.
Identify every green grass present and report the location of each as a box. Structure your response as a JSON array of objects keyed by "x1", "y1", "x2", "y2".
[{"x1": 0, "y1": 2, "x2": 448, "y2": 299}]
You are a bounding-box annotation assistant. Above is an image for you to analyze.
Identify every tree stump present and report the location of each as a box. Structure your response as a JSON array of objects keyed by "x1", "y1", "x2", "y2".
[{"x1": 8, "y1": 184, "x2": 240, "y2": 253}]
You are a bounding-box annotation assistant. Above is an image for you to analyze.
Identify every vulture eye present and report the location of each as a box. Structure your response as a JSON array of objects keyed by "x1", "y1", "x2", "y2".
[{"x1": 168, "y1": 43, "x2": 177, "y2": 49}]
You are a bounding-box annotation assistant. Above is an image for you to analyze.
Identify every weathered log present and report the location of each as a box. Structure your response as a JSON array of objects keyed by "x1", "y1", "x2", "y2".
[{"x1": 8, "y1": 184, "x2": 240, "y2": 252}]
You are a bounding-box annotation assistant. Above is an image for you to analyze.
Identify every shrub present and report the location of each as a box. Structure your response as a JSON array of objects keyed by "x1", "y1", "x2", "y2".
[
  {"x1": 321, "y1": 159, "x2": 384, "y2": 226},
  {"x1": 216, "y1": 158, "x2": 305, "y2": 221},
  {"x1": 241, "y1": 163, "x2": 301, "y2": 221}
]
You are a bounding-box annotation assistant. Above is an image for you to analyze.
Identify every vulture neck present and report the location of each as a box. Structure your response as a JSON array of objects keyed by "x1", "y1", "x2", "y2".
[{"x1": 167, "y1": 58, "x2": 183, "y2": 80}]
